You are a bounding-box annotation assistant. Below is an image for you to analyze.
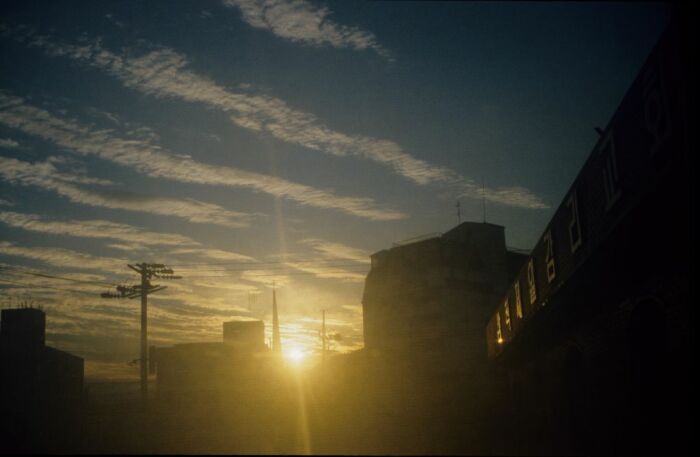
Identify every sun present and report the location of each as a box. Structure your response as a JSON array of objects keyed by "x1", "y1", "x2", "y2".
[{"x1": 284, "y1": 347, "x2": 307, "y2": 365}]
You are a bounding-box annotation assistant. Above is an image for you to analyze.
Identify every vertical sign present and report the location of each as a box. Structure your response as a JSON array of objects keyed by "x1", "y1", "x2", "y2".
[
  {"x1": 567, "y1": 190, "x2": 583, "y2": 253},
  {"x1": 504, "y1": 298, "x2": 511, "y2": 332},
  {"x1": 600, "y1": 131, "x2": 622, "y2": 209},
  {"x1": 514, "y1": 281, "x2": 523, "y2": 319},
  {"x1": 496, "y1": 312, "x2": 503, "y2": 343},
  {"x1": 527, "y1": 258, "x2": 537, "y2": 305},
  {"x1": 544, "y1": 229, "x2": 556, "y2": 283}
]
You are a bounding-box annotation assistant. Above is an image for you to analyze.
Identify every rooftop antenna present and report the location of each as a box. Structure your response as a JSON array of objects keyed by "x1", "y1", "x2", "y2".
[{"x1": 482, "y1": 175, "x2": 487, "y2": 223}]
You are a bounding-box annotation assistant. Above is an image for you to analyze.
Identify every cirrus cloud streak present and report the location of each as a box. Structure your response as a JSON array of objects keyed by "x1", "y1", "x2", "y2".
[
  {"x1": 0, "y1": 24, "x2": 547, "y2": 209},
  {"x1": 0, "y1": 92, "x2": 404, "y2": 221},
  {"x1": 223, "y1": 0, "x2": 394, "y2": 61}
]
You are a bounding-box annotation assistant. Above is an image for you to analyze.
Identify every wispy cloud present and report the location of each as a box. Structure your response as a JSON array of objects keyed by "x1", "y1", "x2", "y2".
[
  {"x1": 239, "y1": 269, "x2": 291, "y2": 287},
  {"x1": 0, "y1": 137, "x2": 20, "y2": 148},
  {"x1": 105, "y1": 242, "x2": 149, "y2": 252},
  {"x1": 0, "y1": 93, "x2": 404, "y2": 220},
  {"x1": 0, "y1": 156, "x2": 252, "y2": 228},
  {"x1": 0, "y1": 264, "x2": 258, "y2": 369},
  {"x1": 0, "y1": 209, "x2": 263, "y2": 270},
  {"x1": 0, "y1": 209, "x2": 364, "y2": 288},
  {"x1": 223, "y1": 0, "x2": 393, "y2": 61},
  {"x1": 191, "y1": 280, "x2": 259, "y2": 292},
  {"x1": 0, "y1": 248, "x2": 365, "y2": 361},
  {"x1": 299, "y1": 238, "x2": 370, "y2": 264},
  {"x1": 0, "y1": 241, "x2": 126, "y2": 273},
  {"x1": 0, "y1": 24, "x2": 547, "y2": 209},
  {"x1": 0, "y1": 210, "x2": 199, "y2": 247},
  {"x1": 168, "y1": 247, "x2": 254, "y2": 262},
  {"x1": 284, "y1": 261, "x2": 366, "y2": 282}
]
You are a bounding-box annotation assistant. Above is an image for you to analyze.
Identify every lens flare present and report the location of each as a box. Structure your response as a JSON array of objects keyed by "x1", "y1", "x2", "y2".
[{"x1": 285, "y1": 348, "x2": 307, "y2": 364}]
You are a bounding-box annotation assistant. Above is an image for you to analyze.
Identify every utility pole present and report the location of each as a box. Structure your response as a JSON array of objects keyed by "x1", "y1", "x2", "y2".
[{"x1": 101, "y1": 263, "x2": 181, "y2": 403}]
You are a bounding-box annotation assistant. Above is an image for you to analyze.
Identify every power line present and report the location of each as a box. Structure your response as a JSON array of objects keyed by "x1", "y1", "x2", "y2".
[
  {"x1": 11, "y1": 269, "x2": 120, "y2": 287},
  {"x1": 0, "y1": 278, "x2": 99, "y2": 297},
  {"x1": 180, "y1": 270, "x2": 369, "y2": 279},
  {"x1": 0, "y1": 264, "x2": 123, "y2": 286},
  {"x1": 169, "y1": 259, "x2": 370, "y2": 268},
  {"x1": 174, "y1": 263, "x2": 370, "y2": 272},
  {"x1": 0, "y1": 262, "x2": 367, "y2": 283}
]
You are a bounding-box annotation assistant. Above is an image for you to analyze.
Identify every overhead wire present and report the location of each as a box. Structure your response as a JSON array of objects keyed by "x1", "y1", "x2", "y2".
[
  {"x1": 0, "y1": 255, "x2": 370, "y2": 296},
  {"x1": 178, "y1": 270, "x2": 370, "y2": 279},
  {"x1": 0, "y1": 278, "x2": 100, "y2": 297},
  {"x1": 7, "y1": 269, "x2": 121, "y2": 287},
  {"x1": 174, "y1": 263, "x2": 370, "y2": 272},
  {"x1": 168, "y1": 258, "x2": 370, "y2": 268}
]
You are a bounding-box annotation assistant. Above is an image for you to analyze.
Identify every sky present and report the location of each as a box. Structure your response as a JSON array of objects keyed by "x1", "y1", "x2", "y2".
[{"x1": 0, "y1": 0, "x2": 670, "y2": 380}]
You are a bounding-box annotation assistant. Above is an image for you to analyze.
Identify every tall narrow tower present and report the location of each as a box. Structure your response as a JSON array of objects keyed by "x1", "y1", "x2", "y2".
[{"x1": 272, "y1": 284, "x2": 282, "y2": 353}]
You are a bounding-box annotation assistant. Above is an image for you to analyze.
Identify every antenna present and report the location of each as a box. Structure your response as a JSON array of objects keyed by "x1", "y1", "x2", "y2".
[
  {"x1": 271, "y1": 281, "x2": 281, "y2": 353},
  {"x1": 482, "y1": 176, "x2": 487, "y2": 223},
  {"x1": 456, "y1": 200, "x2": 461, "y2": 225}
]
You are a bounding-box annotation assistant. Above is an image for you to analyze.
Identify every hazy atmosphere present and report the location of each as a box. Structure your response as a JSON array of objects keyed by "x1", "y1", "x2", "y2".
[{"x1": 0, "y1": 1, "x2": 669, "y2": 378}]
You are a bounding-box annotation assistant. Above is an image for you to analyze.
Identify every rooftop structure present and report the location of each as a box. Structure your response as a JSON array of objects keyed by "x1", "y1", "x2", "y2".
[
  {"x1": 362, "y1": 221, "x2": 526, "y2": 369},
  {"x1": 0, "y1": 307, "x2": 84, "y2": 415}
]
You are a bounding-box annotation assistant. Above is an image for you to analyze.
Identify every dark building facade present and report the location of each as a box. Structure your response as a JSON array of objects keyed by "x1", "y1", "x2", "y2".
[
  {"x1": 223, "y1": 319, "x2": 265, "y2": 351},
  {"x1": 362, "y1": 222, "x2": 527, "y2": 370},
  {"x1": 153, "y1": 319, "x2": 270, "y2": 394},
  {"x1": 0, "y1": 307, "x2": 85, "y2": 452},
  {"x1": 0, "y1": 307, "x2": 84, "y2": 407},
  {"x1": 484, "y1": 18, "x2": 692, "y2": 455}
]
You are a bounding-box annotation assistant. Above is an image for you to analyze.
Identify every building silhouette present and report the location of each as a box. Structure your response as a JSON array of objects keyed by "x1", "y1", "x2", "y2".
[
  {"x1": 0, "y1": 307, "x2": 84, "y2": 405},
  {"x1": 362, "y1": 222, "x2": 527, "y2": 371},
  {"x1": 271, "y1": 286, "x2": 282, "y2": 353},
  {"x1": 484, "y1": 18, "x2": 691, "y2": 455},
  {"x1": 153, "y1": 319, "x2": 270, "y2": 394},
  {"x1": 0, "y1": 307, "x2": 84, "y2": 452},
  {"x1": 223, "y1": 319, "x2": 265, "y2": 352}
]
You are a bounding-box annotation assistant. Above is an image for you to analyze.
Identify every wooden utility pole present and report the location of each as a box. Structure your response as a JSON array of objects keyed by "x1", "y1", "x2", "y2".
[{"x1": 101, "y1": 263, "x2": 180, "y2": 403}]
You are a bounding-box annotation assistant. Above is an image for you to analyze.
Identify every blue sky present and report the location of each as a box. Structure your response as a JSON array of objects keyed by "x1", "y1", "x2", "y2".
[{"x1": 0, "y1": 0, "x2": 670, "y2": 379}]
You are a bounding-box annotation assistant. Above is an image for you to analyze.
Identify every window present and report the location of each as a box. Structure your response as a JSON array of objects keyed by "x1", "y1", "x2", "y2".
[
  {"x1": 496, "y1": 312, "x2": 503, "y2": 343},
  {"x1": 600, "y1": 131, "x2": 621, "y2": 209},
  {"x1": 544, "y1": 229, "x2": 556, "y2": 283},
  {"x1": 514, "y1": 281, "x2": 523, "y2": 319},
  {"x1": 527, "y1": 258, "x2": 537, "y2": 305},
  {"x1": 503, "y1": 298, "x2": 511, "y2": 331},
  {"x1": 567, "y1": 190, "x2": 583, "y2": 253}
]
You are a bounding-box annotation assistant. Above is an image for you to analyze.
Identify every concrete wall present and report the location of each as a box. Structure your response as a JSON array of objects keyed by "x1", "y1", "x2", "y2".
[{"x1": 362, "y1": 222, "x2": 512, "y2": 368}]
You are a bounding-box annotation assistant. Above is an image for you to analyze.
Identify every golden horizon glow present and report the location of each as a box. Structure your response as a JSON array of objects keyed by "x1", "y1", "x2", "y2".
[{"x1": 284, "y1": 347, "x2": 308, "y2": 364}]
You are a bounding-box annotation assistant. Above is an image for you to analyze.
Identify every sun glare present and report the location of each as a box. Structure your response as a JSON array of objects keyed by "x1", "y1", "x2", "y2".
[{"x1": 285, "y1": 348, "x2": 307, "y2": 364}]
